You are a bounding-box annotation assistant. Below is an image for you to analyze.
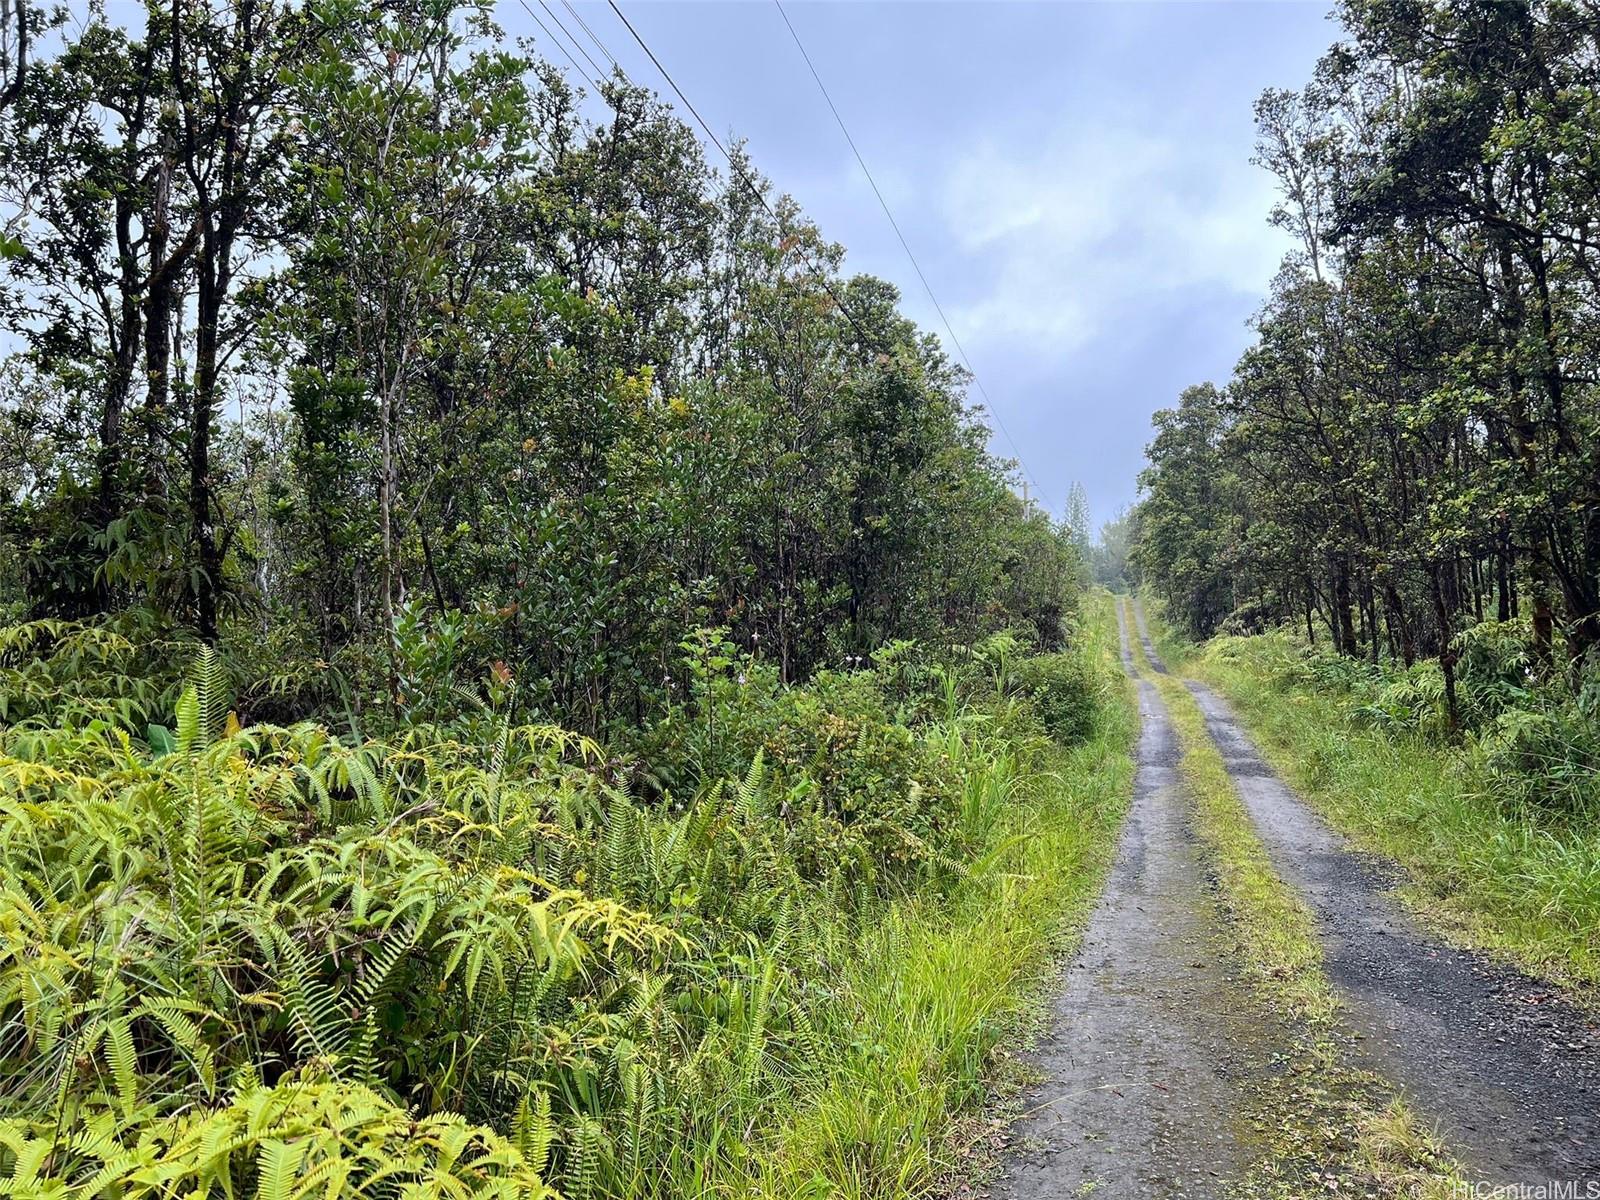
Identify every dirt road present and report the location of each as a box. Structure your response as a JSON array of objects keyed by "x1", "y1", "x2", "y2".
[
  {"x1": 989, "y1": 604, "x2": 1273, "y2": 1198},
  {"x1": 990, "y1": 597, "x2": 1600, "y2": 1195}
]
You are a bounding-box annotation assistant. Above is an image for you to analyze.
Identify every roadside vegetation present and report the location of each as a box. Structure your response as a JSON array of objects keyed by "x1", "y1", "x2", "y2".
[
  {"x1": 0, "y1": 609, "x2": 1128, "y2": 1200},
  {"x1": 760, "y1": 591, "x2": 1134, "y2": 1198}
]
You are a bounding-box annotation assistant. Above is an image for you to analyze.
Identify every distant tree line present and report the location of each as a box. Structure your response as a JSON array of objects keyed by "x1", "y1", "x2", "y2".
[
  {"x1": 0, "y1": 0, "x2": 1081, "y2": 732},
  {"x1": 1133, "y1": 0, "x2": 1600, "y2": 723}
]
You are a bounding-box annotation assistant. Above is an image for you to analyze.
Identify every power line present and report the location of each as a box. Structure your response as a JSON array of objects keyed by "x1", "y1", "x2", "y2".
[
  {"x1": 514, "y1": 0, "x2": 597, "y2": 85},
  {"x1": 535, "y1": 0, "x2": 609, "y2": 86},
  {"x1": 770, "y1": 0, "x2": 1051, "y2": 514},
  {"x1": 560, "y1": 0, "x2": 620, "y2": 75},
  {"x1": 601, "y1": 0, "x2": 883, "y2": 355},
  {"x1": 515, "y1": 0, "x2": 863, "y2": 356}
]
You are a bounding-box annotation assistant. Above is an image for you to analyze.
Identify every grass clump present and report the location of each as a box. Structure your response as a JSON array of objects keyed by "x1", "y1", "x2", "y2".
[{"x1": 1351, "y1": 1102, "x2": 1460, "y2": 1200}]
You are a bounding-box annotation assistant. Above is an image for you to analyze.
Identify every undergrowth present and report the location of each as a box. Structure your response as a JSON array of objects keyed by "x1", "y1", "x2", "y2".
[
  {"x1": 0, "y1": 611, "x2": 1129, "y2": 1200},
  {"x1": 745, "y1": 591, "x2": 1135, "y2": 1196}
]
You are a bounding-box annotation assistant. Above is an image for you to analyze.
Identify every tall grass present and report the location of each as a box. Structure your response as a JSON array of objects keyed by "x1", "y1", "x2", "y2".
[{"x1": 736, "y1": 592, "x2": 1136, "y2": 1197}]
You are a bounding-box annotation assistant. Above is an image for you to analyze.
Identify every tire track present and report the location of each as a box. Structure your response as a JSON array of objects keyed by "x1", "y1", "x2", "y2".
[
  {"x1": 988, "y1": 601, "x2": 1271, "y2": 1199},
  {"x1": 1175, "y1": 656, "x2": 1600, "y2": 1183},
  {"x1": 1131, "y1": 595, "x2": 1167, "y2": 673}
]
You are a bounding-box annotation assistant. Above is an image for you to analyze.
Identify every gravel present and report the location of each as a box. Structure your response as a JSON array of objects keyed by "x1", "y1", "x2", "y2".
[{"x1": 1185, "y1": 679, "x2": 1600, "y2": 1184}]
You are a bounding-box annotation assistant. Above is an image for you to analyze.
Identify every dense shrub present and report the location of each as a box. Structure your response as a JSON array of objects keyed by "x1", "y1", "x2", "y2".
[
  {"x1": 1013, "y1": 648, "x2": 1099, "y2": 745},
  {"x1": 0, "y1": 620, "x2": 1081, "y2": 1198},
  {"x1": 1352, "y1": 664, "x2": 1448, "y2": 738},
  {"x1": 1476, "y1": 705, "x2": 1600, "y2": 816},
  {"x1": 758, "y1": 685, "x2": 959, "y2": 885},
  {"x1": 633, "y1": 635, "x2": 963, "y2": 890},
  {"x1": 0, "y1": 658, "x2": 684, "y2": 1193},
  {"x1": 1218, "y1": 597, "x2": 1274, "y2": 637},
  {"x1": 1453, "y1": 619, "x2": 1539, "y2": 727},
  {"x1": 0, "y1": 614, "x2": 188, "y2": 728}
]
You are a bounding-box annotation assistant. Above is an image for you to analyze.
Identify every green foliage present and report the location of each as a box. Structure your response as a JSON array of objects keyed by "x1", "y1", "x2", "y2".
[
  {"x1": 0, "y1": 617, "x2": 1109, "y2": 1198},
  {"x1": 1206, "y1": 621, "x2": 1600, "y2": 818},
  {"x1": 1130, "y1": 385, "x2": 1236, "y2": 641},
  {"x1": 1013, "y1": 648, "x2": 1100, "y2": 746},
  {"x1": 1476, "y1": 705, "x2": 1600, "y2": 817},
  {"x1": 0, "y1": 4, "x2": 1101, "y2": 1193},
  {"x1": 1090, "y1": 507, "x2": 1134, "y2": 591},
  {"x1": 0, "y1": 1070, "x2": 558, "y2": 1200},
  {"x1": 0, "y1": 0, "x2": 1084, "y2": 733},
  {"x1": 0, "y1": 613, "x2": 190, "y2": 728},
  {"x1": 633, "y1": 633, "x2": 981, "y2": 893},
  {"x1": 742, "y1": 590, "x2": 1134, "y2": 1198}
]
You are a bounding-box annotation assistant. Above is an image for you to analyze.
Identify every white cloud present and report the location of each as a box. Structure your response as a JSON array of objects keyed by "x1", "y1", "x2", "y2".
[{"x1": 938, "y1": 122, "x2": 1294, "y2": 355}]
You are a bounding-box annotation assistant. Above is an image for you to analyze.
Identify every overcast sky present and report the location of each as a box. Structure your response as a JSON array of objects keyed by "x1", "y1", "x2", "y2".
[{"x1": 500, "y1": 0, "x2": 1340, "y2": 528}]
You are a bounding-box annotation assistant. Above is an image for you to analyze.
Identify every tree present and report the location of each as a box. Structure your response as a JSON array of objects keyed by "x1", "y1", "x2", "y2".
[
  {"x1": 1132, "y1": 384, "x2": 1236, "y2": 639},
  {"x1": 283, "y1": 1, "x2": 535, "y2": 705},
  {"x1": 0, "y1": 0, "x2": 313, "y2": 633},
  {"x1": 1091, "y1": 508, "x2": 1132, "y2": 590},
  {"x1": 0, "y1": 0, "x2": 1084, "y2": 731},
  {"x1": 1133, "y1": 0, "x2": 1600, "y2": 715}
]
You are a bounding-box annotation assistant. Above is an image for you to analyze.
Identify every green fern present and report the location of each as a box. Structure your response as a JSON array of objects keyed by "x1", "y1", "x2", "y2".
[{"x1": 512, "y1": 1087, "x2": 556, "y2": 1177}]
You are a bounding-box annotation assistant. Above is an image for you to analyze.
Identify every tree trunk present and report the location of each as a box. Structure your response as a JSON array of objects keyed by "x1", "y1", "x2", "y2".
[
  {"x1": 1431, "y1": 565, "x2": 1460, "y2": 735},
  {"x1": 191, "y1": 246, "x2": 223, "y2": 642},
  {"x1": 380, "y1": 375, "x2": 400, "y2": 708},
  {"x1": 1487, "y1": 189, "x2": 1556, "y2": 669},
  {"x1": 1333, "y1": 553, "x2": 1357, "y2": 657},
  {"x1": 141, "y1": 112, "x2": 183, "y2": 502},
  {"x1": 1384, "y1": 583, "x2": 1415, "y2": 668},
  {"x1": 1497, "y1": 533, "x2": 1512, "y2": 623}
]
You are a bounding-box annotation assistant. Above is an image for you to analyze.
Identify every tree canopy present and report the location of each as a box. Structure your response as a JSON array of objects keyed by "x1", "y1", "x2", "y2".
[
  {"x1": 0, "y1": 0, "x2": 1083, "y2": 734},
  {"x1": 1133, "y1": 0, "x2": 1600, "y2": 727}
]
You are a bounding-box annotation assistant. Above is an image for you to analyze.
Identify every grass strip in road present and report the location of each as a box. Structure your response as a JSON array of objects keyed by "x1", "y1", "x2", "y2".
[
  {"x1": 1124, "y1": 601, "x2": 1334, "y2": 1023},
  {"x1": 742, "y1": 593, "x2": 1138, "y2": 1199},
  {"x1": 1123, "y1": 599, "x2": 1462, "y2": 1200}
]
